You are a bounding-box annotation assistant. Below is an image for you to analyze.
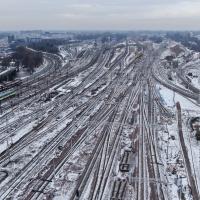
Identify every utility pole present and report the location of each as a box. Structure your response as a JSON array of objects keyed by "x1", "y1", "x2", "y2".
[
  {"x1": 53, "y1": 149, "x2": 57, "y2": 180},
  {"x1": 0, "y1": 101, "x2": 2, "y2": 114},
  {"x1": 198, "y1": 93, "x2": 200, "y2": 104},
  {"x1": 166, "y1": 124, "x2": 170, "y2": 160},
  {"x1": 173, "y1": 90, "x2": 175, "y2": 107}
]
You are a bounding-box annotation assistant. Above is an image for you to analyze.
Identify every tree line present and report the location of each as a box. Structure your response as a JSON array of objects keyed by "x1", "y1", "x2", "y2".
[
  {"x1": 166, "y1": 32, "x2": 200, "y2": 52},
  {"x1": 1, "y1": 46, "x2": 43, "y2": 74}
]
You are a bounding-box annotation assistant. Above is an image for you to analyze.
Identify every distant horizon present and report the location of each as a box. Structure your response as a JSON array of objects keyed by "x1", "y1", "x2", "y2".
[{"x1": 1, "y1": 29, "x2": 200, "y2": 33}]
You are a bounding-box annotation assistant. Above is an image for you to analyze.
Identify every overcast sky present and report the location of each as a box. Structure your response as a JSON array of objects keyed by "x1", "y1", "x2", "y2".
[{"x1": 0, "y1": 0, "x2": 200, "y2": 31}]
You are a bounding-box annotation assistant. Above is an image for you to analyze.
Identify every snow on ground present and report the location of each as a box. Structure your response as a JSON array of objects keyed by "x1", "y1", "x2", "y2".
[
  {"x1": 111, "y1": 48, "x2": 124, "y2": 63},
  {"x1": 17, "y1": 58, "x2": 48, "y2": 80},
  {"x1": 59, "y1": 46, "x2": 69, "y2": 59},
  {"x1": 0, "y1": 120, "x2": 36, "y2": 153},
  {"x1": 183, "y1": 59, "x2": 200, "y2": 70},
  {"x1": 169, "y1": 72, "x2": 189, "y2": 91},
  {"x1": 125, "y1": 48, "x2": 136, "y2": 66},
  {"x1": 157, "y1": 116, "x2": 194, "y2": 200},
  {"x1": 46, "y1": 115, "x2": 106, "y2": 199},
  {"x1": 157, "y1": 84, "x2": 200, "y2": 112},
  {"x1": 56, "y1": 86, "x2": 71, "y2": 94},
  {"x1": 161, "y1": 49, "x2": 174, "y2": 60},
  {"x1": 191, "y1": 77, "x2": 200, "y2": 89},
  {"x1": 182, "y1": 119, "x2": 200, "y2": 194},
  {"x1": 157, "y1": 82, "x2": 200, "y2": 200},
  {"x1": 192, "y1": 52, "x2": 200, "y2": 60},
  {"x1": 68, "y1": 76, "x2": 82, "y2": 87}
]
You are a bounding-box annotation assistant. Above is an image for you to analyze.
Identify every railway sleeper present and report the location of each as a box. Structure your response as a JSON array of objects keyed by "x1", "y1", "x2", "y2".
[{"x1": 111, "y1": 179, "x2": 127, "y2": 200}]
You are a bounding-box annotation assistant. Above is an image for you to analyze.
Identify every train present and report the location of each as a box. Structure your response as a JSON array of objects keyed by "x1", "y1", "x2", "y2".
[
  {"x1": 0, "y1": 79, "x2": 22, "y2": 92},
  {"x1": 0, "y1": 89, "x2": 16, "y2": 102}
]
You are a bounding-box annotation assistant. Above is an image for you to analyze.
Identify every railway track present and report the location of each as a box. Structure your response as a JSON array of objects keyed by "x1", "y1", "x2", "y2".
[
  {"x1": 0, "y1": 49, "x2": 110, "y2": 144},
  {"x1": 23, "y1": 55, "x2": 141, "y2": 200},
  {"x1": 152, "y1": 63, "x2": 198, "y2": 101},
  {"x1": 0, "y1": 46, "x2": 101, "y2": 117},
  {"x1": 0, "y1": 43, "x2": 141, "y2": 198},
  {"x1": 176, "y1": 102, "x2": 200, "y2": 200},
  {"x1": 69, "y1": 77, "x2": 141, "y2": 200},
  {"x1": 0, "y1": 43, "x2": 137, "y2": 152},
  {"x1": 0, "y1": 46, "x2": 130, "y2": 160},
  {"x1": 22, "y1": 82, "x2": 132, "y2": 200},
  {"x1": 1, "y1": 42, "x2": 184, "y2": 200}
]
